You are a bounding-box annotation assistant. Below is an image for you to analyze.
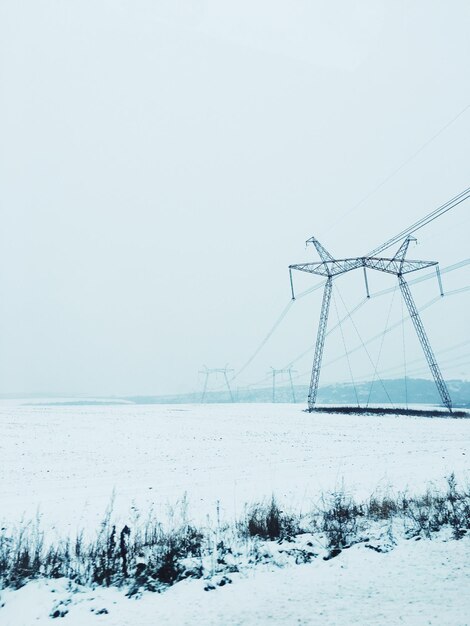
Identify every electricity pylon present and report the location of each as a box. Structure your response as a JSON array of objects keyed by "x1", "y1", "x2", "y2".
[
  {"x1": 289, "y1": 235, "x2": 452, "y2": 412},
  {"x1": 270, "y1": 367, "x2": 297, "y2": 403},
  {"x1": 199, "y1": 366, "x2": 234, "y2": 403}
]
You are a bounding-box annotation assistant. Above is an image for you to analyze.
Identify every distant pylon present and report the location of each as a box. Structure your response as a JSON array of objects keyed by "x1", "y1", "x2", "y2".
[
  {"x1": 270, "y1": 367, "x2": 297, "y2": 403},
  {"x1": 199, "y1": 366, "x2": 235, "y2": 403}
]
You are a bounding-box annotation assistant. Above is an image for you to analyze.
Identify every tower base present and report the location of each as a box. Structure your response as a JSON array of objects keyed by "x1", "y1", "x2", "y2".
[{"x1": 306, "y1": 405, "x2": 467, "y2": 418}]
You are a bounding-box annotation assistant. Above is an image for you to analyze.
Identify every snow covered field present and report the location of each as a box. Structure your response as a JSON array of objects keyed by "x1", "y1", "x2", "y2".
[
  {"x1": 1, "y1": 401, "x2": 469, "y2": 529},
  {"x1": 2, "y1": 536, "x2": 470, "y2": 626},
  {"x1": 1, "y1": 401, "x2": 470, "y2": 625}
]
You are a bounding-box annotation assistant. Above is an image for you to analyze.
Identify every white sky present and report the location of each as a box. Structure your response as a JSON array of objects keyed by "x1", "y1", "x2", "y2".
[{"x1": 0, "y1": 0, "x2": 469, "y2": 396}]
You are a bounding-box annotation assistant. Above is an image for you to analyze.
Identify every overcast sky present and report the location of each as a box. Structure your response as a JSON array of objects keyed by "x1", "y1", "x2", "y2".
[{"x1": 1, "y1": 0, "x2": 469, "y2": 397}]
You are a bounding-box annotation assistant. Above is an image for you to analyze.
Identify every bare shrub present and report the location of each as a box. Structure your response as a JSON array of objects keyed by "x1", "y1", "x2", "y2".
[
  {"x1": 321, "y1": 492, "x2": 364, "y2": 549},
  {"x1": 242, "y1": 497, "x2": 301, "y2": 541},
  {"x1": 139, "y1": 524, "x2": 204, "y2": 589},
  {"x1": 403, "y1": 474, "x2": 470, "y2": 539}
]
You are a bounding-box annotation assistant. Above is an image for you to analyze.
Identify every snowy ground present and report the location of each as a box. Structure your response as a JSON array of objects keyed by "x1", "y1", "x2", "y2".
[
  {"x1": 2, "y1": 536, "x2": 470, "y2": 626},
  {"x1": 1, "y1": 401, "x2": 470, "y2": 624},
  {"x1": 1, "y1": 401, "x2": 469, "y2": 530}
]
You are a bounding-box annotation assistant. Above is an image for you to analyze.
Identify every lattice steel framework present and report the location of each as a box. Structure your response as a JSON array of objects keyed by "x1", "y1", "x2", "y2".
[
  {"x1": 308, "y1": 277, "x2": 332, "y2": 408},
  {"x1": 270, "y1": 366, "x2": 297, "y2": 403},
  {"x1": 199, "y1": 366, "x2": 234, "y2": 403},
  {"x1": 289, "y1": 236, "x2": 452, "y2": 412}
]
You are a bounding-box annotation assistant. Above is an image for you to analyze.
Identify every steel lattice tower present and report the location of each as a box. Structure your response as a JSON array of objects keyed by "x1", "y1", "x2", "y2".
[
  {"x1": 289, "y1": 236, "x2": 452, "y2": 412},
  {"x1": 199, "y1": 366, "x2": 234, "y2": 403},
  {"x1": 270, "y1": 367, "x2": 297, "y2": 403}
]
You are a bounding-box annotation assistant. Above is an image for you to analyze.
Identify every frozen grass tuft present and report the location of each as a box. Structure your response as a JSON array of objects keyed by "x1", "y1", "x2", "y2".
[{"x1": 241, "y1": 496, "x2": 302, "y2": 541}]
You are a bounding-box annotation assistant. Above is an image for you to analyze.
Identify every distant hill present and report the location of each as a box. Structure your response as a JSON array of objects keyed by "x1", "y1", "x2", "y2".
[
  {"x1": 16, "y1": 378, "x2": 469, "y2": 407},
  {"x1": 125, "y1": 378, "x2": 470, "y2": 407}
]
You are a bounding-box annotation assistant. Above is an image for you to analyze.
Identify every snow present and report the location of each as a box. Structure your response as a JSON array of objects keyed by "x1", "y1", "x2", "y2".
[
  {"x1": 2, "y1": 536, "x2": 470, "y2": 625},
  {"x1": 1, "y1": 401, "x2": 469, "y2": 624},
  {"x1": 1, "y1": 401, "x2": 468, "y2": 530}
]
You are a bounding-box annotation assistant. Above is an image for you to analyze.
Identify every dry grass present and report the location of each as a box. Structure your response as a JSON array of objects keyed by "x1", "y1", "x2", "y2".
[{"x1": 1, "y1": 475, "x2": 468, "y2": 592}]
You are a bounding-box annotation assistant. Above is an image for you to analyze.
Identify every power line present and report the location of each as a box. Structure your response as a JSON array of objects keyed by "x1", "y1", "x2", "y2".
[
  {"x1": 367, "y1": 185, "x2": 470, "y2": 257},
  {"x1": 241, "y1": 297, "x2": 369, "y2": 392},
  {"x1": 334, "y1": 279, "x2": 395, "y2": 408},
  {"x1": 332, "y1": 288, "x2": 360, "y2": 406},
  {"x1": 274, "y1": 259, "x2": 469, "y2": 384},
  {"x1": 285, "y1": 284, "x2": 470, "y2": 387},
  {"x1": 323, "y1": 102, "x2": 470, "y2": 234},
  {"x1": 223, "y1": 188, "x2": 470, "y2": 393},
  {"x1": 359, "y1": 339, "x2": 470, "y2": 380},
  {"x1": 283, "y1": 298, "x2": 368, "y2": 371},
  {"x1": 213, "y1": 299, "x2": 294, "y2": 390},
  {"x1": 224, "y1": 93, "x2": 470, "y2": 388},
  {"x1": 366, "y1": 285, "x2": 398, "y2": 406},
  {"x1": 234, "y1": 275, "x2": 470, "y2": 393}
]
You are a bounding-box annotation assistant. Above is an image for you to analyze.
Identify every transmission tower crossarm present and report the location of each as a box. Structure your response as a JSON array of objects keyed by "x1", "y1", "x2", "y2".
[
  {"x1": 290, "y1": 258, "x2": 362, "y2": 277},
  {"x1": 363, "y1": 258, "x2": 437, "y2": 275},
  {"x1": 398, "y1": 274, "x2": 452, "y2": 411},
  {"x1": 308, "y1": 276, "x2": 333, "y2": 410},
  {"x1": 306, "y1": 237, "x2": 335, "y2": 262},
  {"x1": 394, "y1": 235, "x2": 417, "y2": 263}
]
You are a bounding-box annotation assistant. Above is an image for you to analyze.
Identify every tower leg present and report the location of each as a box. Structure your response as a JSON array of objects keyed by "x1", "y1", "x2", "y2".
[
  {"x1": 363, "y1": 266, "x2": 370, "y2": 298},
  {"x1": 289, "y1": 369, "x2": 296, "y2": 403},
  {"x1": 436, "y1": 266, "x2": 444, "y2": 297},
  {"x1": 308, "y1": 277, "x2": 333, "y2": 411},
  {"x1": 398, "y1": 274, "x2": 452, "y2": 411},
  {"x1": 201, "y1": 373, "x2": 209, "y2": 404},
  {"x1": 224, "y1": 372, "x2": 234, "y2": 402}
]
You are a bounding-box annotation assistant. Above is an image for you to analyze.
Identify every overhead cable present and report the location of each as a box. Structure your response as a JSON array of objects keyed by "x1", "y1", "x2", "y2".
[
  {"x1": 367, "y1": 185, "x2": 470, "y2": 257},
  {"x1": 324, "y1": 102, "x2": 470, "y2": 234}
]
